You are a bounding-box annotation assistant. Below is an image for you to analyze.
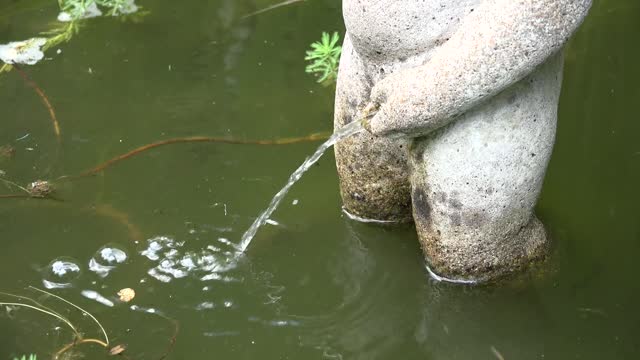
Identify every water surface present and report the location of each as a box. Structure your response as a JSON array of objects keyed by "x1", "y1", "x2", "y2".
[{"x1": 0, "y1": 0, "x2": 638, "y2": 359}]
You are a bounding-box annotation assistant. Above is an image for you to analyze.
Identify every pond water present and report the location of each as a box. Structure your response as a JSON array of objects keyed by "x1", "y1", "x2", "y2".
[{"x1": 1, "y1": 0, "x2": 638, "y2": 359}]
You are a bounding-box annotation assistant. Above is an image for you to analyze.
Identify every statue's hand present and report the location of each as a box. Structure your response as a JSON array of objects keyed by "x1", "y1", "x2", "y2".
[
  {"x1": 364, "y1": 66, "x2": 432, "y2": 138},
  {"x1": 360, "y1": 0, "x2": 592, "y2": 138}
]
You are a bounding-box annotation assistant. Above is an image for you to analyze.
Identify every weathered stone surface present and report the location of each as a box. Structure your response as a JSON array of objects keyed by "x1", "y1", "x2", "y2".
[
  {"x1": 334, "y1": 38, "x2": 413, "y2": 223},
  {"x1": 364, "y1": 0, "x2": 593, "y2": 137},
  {"x1": 409, "y1": 52, "x2": 563, "y2": 281},
  {"x1": 335, "y1": 0, "x2": 591, "y2": 281}
]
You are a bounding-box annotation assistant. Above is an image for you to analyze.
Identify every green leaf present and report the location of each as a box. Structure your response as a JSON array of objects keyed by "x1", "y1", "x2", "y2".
[{"x1": 304, "y1": 31, "x2": 342, "y2": 84}]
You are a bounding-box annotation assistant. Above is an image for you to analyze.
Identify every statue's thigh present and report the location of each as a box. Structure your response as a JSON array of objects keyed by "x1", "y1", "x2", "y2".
[
  {"x1": 334, "y1": 39, "x2": 412, "y2": 222},
  {"x1": 410, "y1": 55, "x2": 563, "y2": 239}
]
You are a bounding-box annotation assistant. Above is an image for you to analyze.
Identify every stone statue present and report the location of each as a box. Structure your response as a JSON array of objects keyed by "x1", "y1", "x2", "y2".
[{"x1": 334, "y1": 0, "x2": 592, "y2": 282}]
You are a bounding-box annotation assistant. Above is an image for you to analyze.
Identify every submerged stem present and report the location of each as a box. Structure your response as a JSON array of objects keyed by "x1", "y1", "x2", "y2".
[
  {"x1": 0, "y1": 178, "x2": 30, "y2": 194},
  {"x1": 61, "y1": 132, "x2": 330, "y2": 180},
  {"x1": 54, "y1": 337, "x2": 109, "y2": 360},
  {"x1": 13, "y1": 64, "x2": 61, "y2": 142},
  {"x1": 29, "y1": 286, "x2": 110, "y2": 345},
  {"x1": 0, "y1": 302, "x2": 79, "y2": 338},
  {"x1": 0, "y1": 291, "x2": 71, "y2": 331}
]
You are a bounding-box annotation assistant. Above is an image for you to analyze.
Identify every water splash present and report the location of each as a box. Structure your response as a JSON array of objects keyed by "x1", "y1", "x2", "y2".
[
  {"x1": 140, "y1": 236, "x2": 241, "y2": 283},
  {"x1": 238, "y1": 120, "x2": 365, "y2": 252}
]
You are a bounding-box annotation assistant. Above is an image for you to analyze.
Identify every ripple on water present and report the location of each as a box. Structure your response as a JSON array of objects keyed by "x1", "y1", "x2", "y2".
[
  {"x1": 42, "y1": 257, "x2": 81, "y2": 289},
  {"x1": 276, "y1": 225, "x2": 423, "y2": 359}
]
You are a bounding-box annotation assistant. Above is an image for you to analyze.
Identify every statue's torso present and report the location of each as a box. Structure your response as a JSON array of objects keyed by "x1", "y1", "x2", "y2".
[{"x1": 343, "y1": 0, "x2": 482, "y2": 62}]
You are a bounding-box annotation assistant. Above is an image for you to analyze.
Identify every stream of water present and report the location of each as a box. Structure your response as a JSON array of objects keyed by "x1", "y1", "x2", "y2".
[{"x1": 239, "y1": 120, "x2": 364, "y2": 252}]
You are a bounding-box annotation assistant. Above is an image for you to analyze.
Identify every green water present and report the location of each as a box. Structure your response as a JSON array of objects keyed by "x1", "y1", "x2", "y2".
[{"x1": 0, "y1": 0, "x2": 638, "y2": 359}]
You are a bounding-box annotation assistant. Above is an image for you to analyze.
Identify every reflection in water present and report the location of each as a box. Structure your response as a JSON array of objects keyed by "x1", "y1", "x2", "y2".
[
  {"x1": 412, "y1": 279, "x2": 552, "y2": 360},
  {"x1": 297, "y1": 223, "x2": 420, "y2": 359},
  {"x1": 81, "y1": 289, "x2": 114, "y2": 307}
]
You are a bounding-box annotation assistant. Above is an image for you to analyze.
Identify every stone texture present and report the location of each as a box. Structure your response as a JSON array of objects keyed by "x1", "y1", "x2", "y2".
[
  {"x1": 365, "y1": 0, "x2": 593, "y2": 137},
  {"x1": 409, "y1": 52, "x2": 563, "y2": 281},
  {"x1": 335, "y1": 0, "x2": 592, "y2": 282},
  {"x1": 334, "y1": 38, "x2": 413, "y2": 223}
]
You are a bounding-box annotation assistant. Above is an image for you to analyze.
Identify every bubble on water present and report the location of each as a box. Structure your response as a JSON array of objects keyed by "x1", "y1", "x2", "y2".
[
  {"x1": 195, "y1": 302, "x2": 215, "y2": 310},
  {"x1": 43, "y1": 257, "x2": 81, "y2": 288},
  {"x1": 98, "y1": 244, "x2": 128, "y2": 264},
  {"x1": 141, "y1": 236, "x2": 183, "y2": 261},
  {"x1": 141, "y1": 235, "x2": 239, "y2": 283},
  {"x1": 89, "y1": 244, "x2": 128, "y2": 278}
]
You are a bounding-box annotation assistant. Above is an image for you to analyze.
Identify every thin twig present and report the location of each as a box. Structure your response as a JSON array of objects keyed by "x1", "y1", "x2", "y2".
[
  {"x1": 61, "y1": 132, "x2": 330, "y2": 180},
  {"x1": 12, "y1": 64, "x2": 61, "y2": 142},
  {"x1": 0, "y1": 194, "x2": 36, "y2": 199},
  {"x1": 0, "y1": 302, "x2": 78, "y2": 337},
  {"x1": 157, "y1": 315, "x2": 180, "y2": 360},
  {"x1": 54, "y1": 337, "x2": 109, "y2": 360},
  {"x1": 0, "y1": 178, "x2": 30, "y2": 194},
  {"x1": 241, "y1": 0, "x2": 305, "y2": 19},
  {"x1": 0, "y1": 291, "x2": 73, "y2": 335},
  {"x1": 491, "y1": 346, "x2": 505, "y2": 360},
  {"x1": 29, "y1": 286, "x2": 110, "y2": 345},
  {"x1": 0, "y1": 193, "x2": 62, "y2": 201}
]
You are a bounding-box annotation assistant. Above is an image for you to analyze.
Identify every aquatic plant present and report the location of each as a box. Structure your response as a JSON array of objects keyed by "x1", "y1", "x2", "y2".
[
  {"x1": 46, "y1": 0, "x2": 142, "y2": 49},
  {"x1": 0, "y1": 287, "x2": 111, "y2": 358},
  {"x1": 13, "y1": 355, "x2": 37, "y2": 360},
  {"x1": 0, "y1": 0, "x2": 144, "y2": 74},
  {"x1": 0, "y1": 0, "x2": 146, "y2": 148},
  {"x1": 58, "y1": 0, "x2": 139, "y2": 19},
  {"x1": 305, "y1": 32, "x2": 342, "y2": 84}
]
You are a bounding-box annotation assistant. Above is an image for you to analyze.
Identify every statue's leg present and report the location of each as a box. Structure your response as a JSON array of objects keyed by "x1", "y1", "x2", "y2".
[
  {"x1": 334, "y1": 36, "x2": 413, "y2": 223},
  {"x1": 410, "y1": 53, "x2": 564, "y2": 282}
]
